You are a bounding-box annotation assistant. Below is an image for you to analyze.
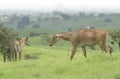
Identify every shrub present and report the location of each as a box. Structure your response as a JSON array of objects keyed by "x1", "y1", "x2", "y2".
[
  {"x1": 32, "y1": 23, "x2": 40, "y2": 28},
  {"x1": 0, "y1": 22, "x2": 16, "y2": 62},
  {"x1": 104, "y1": 17, "x2": 112, "y2": 23}
]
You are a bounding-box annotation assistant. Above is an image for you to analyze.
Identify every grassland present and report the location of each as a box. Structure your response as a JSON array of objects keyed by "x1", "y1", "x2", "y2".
[
  {"x1": 0, "y1": 12, "x2": 120, "y2": 79},
  {"x1": 0, "y1": 38, "x2": 120, "y2": 79}
]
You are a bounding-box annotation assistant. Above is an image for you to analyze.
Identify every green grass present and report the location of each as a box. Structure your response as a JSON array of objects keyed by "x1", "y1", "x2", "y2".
[{"x1": 0, "y1": 45, "x2": 120, "y2": 79}]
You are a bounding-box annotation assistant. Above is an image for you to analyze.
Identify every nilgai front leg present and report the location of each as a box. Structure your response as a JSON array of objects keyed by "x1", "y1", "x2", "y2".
[{"x1": 70, "y1": 46, "x2": 77, "y2": 61}]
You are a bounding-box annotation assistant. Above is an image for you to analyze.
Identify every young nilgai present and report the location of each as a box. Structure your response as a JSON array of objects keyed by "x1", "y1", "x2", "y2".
[
  {"x1": 49, "y1": 29, "x2": 112, "y2": 61},
  {"x1": 15, "y1": 37, "x2": 29, "y2": 60}
]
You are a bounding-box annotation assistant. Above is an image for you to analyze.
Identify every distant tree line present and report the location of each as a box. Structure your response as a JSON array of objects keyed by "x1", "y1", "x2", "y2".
[
  {"x1": 1, "y1": 11, "x2": 118, "y2": 30},
  {"x1": 17, "y1": 15, "x2": 30, "y2": 29}
]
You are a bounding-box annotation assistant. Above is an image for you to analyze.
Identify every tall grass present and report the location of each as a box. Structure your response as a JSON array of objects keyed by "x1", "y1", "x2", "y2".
[{"x1": 0, "y1": 45, "x2": 120, "y2": 79}]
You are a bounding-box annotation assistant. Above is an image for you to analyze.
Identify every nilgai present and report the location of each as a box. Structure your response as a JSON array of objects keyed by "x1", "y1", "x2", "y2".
[
  {"x1": 15, "y1": 37, "x2": 29, "y2": 60},
  {"x1": 49, "y1": 29, "x2": 112, "y2": 61},
  {"x1": 3, "y1": 37, "x2": 29, "y2": 62}
]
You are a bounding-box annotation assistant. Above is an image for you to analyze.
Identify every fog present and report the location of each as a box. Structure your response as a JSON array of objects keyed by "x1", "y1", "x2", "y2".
[{"x1": 0, "y1": 0, "x2": 120, "y2": 13}]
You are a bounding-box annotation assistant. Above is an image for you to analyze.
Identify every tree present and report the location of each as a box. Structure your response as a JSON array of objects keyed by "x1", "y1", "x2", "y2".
[
  {"x1": 37, "y1": 16, "x2": 42, "y2": 22},
  {"x1": 60, "y1": 13, "x2": 71, "y2": 20},
  {"x1": 79, "y1": 12, "x2": 86, "y2": 19},
  {"x1": 52, "y1": 11, "x2": 63, "y2": 15},
  {"x1": 17, "y1": 20, "x2": 25, "y2": 29},
  {"x1": 32, "y1": 23, "x2": 40, "y2": 28},
  {"x1": 7, "y1": 13, "x2": 19, "y2": 24},
  {"x1": 17, "y1": 15, "x2": 30, "y2": 29},
  {"x1": 104, "y1": 17, "x2": 112, "y2": 23},
  {"x1": 98, "y1": 13, "x2": 106, "y2": 17},
  {"x1": 0, "y1": 22, "x2": 16, "y2": 62}
]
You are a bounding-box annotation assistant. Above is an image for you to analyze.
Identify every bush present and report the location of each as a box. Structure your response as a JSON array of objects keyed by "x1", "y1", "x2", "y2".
[
  {"x1": 0, "y1": 22, "x2": 16, "y2": 61},
  {"x1": 32, "y1": 23, "x2": 40, "y2": 28},
  {"x1": 104, "y1": 17, "x2": 112, "y2": 23},
  {"x1": 98, "y1": 13, "x2": 106, "y2": 17},
  {"x1": 111, "y1": 30, "x2": 120, "y2": 49}
]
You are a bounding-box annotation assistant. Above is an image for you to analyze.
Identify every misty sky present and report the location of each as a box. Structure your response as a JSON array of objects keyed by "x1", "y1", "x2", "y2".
[{"x1": 0, "y1": 0, "x2": 120, "y2": 13}]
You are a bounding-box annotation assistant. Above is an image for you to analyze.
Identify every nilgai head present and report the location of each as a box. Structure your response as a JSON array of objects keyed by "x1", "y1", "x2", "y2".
[
  {"x1": 49, "y1": 34, "x2": 61, "y2": 46},
  {"x1": 20, "y1": 37, "x2": 30, "y2": 46},
  {"x1": 25, "y1": 37, "x2": 29, "y2": 46}
]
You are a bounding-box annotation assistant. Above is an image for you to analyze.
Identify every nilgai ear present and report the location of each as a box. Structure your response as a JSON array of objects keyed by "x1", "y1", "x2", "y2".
[
  {"x1": 16, "y1": 37, "x2": 21, "y2": 41},
  {"x1": 26, "y1": 36, "x2": 29, "y2": 39}
]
